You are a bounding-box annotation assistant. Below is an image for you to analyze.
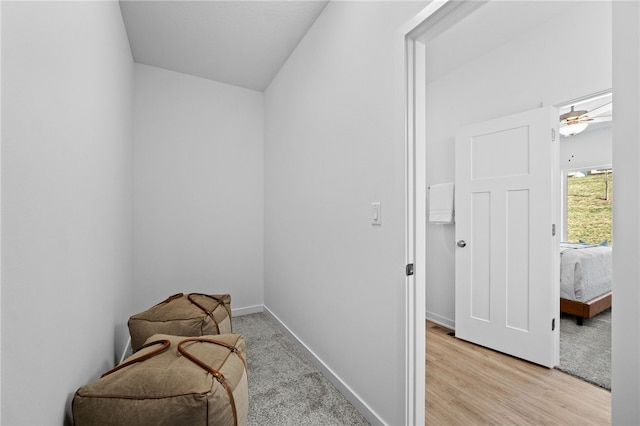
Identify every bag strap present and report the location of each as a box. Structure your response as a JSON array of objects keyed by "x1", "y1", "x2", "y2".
[
  {"x1": 177, "y1": 337, "x2": 246, "y2": 426},
  {"x1": 153, "y1": 292, "x2": 184, "y2": 307},
  {"x1": 101, "y1": 339, "x2": 171, "y2": 378},
  {"x1": 187, "y1": 293, "x2": 231, "y2": 333}
]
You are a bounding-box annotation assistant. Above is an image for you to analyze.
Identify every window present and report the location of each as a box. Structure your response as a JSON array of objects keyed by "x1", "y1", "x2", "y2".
[{"x1": 565, "y1": 168, "x2": 613, "y2": 245}]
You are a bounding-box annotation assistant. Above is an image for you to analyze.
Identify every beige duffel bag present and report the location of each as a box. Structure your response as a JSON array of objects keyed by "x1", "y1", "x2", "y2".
[
  {"x1": 128, "y1": 293, "x2": 232, "y2": 352},
  {"x1": 73, "y1": 333, "x2": 248, "y2": 426}
]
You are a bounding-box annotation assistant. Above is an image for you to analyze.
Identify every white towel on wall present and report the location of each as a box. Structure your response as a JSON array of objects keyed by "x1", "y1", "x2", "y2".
[{"x1": 429, "y1": 183, "x2": 455, "y2": 224}]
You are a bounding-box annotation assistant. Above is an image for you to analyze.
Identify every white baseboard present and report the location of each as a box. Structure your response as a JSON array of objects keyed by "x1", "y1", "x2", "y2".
[
  {"x1": 263, "y1": 306, "x2": 385, "y2": 426},
  {"x1": 232, "y1": 304, "x2": 264, "y2": 317},
  {"x1": 426, "y1": 310, "x2": 455, "y2": 330}
]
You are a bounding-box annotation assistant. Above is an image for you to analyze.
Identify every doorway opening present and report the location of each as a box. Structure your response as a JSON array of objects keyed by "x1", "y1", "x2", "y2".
[
  {"x1": 404, "y1": 0, "x2": 614, "y2": 423},
  {"x1": 557, "y1": 91, "x2": 613, "y2": 390}
]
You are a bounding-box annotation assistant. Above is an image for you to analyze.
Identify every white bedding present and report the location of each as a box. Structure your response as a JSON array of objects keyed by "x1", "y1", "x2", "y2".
[{"x1": 560, "y1": 243, "x2": 612, "y2": 302}]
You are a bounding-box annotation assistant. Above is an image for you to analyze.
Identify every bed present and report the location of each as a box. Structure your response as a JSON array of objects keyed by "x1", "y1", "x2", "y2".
[{"x1": 560, "y1": 242, "x2": 612, "y2": 325}]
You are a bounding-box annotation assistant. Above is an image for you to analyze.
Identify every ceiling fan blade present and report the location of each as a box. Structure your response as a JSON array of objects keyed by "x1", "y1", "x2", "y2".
[
  {"x1": 589, "y1": 102, "x2": 612, "y2": 117},
  {"x1": 560, "y1": 106, "x2": 588, "y2": 122},
  {"x1": 590, "y1": 116, "x2": 612, "y2": 123},
  {"x1": 561, "y1": 116, "x2": 593, "y2": 125}
]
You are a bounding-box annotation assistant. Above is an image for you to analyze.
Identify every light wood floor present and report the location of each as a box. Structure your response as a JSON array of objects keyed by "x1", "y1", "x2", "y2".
[{"x1": 426, "y1": 321, "x2": 611, "y2": 425}]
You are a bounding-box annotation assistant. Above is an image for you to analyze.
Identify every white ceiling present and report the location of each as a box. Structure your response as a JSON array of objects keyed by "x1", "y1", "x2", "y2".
[
  {"x1": 422, "y1": 1, "x2": 576, "y2": 83},
  {"x1": 421, "y1": 1, "x2": 612, "y2": 133},
  {"x1": 119, "y1": 0, "x2": 330, "y2": 92}
]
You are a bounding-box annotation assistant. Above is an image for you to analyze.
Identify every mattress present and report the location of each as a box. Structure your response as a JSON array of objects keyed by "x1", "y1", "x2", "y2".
[{"x1": 560, "y1": 243, "x2": 612, "y2": 302}]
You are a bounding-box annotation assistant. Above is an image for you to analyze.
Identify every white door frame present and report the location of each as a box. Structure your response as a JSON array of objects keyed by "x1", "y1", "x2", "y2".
[
  {"x1": 401, "y1": 2, "x2": 486, "y2": 424},
  {"x1": 0, "y1": 1, "x2": 4, "y2": 420}
]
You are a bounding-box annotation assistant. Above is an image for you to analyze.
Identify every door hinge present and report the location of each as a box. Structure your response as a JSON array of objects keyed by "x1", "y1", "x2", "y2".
[
  {"x1": 552, "y1": 224, "x2": 556, "y2": 236},
  {"x1": 552, "y1": 318, "x2": 556, "y2": 331},
  {"x1": 552, "y1": 128, "x2": 556, "y2": 142},
  {"x1": 406, "y1": 263, "x2": 414, "y2": 276}
]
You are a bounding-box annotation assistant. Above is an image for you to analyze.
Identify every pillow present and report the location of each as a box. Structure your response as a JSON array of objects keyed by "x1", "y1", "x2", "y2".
[{"x1": 577, "y1": 239, "x2": 608, "y2": 246}]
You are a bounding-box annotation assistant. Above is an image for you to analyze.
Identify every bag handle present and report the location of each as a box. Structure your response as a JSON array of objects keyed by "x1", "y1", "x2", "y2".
[
  {"x1": 153, "y1": 292, "x2": 184, "y2": 307},
  {"x1": 177, "y1": 336, "x2": 247, "y2": 370},
  {"x1": 187, "y1": 293, "x2": 231, "y2": 333},
  {"x1": 101, "y1": 339, "x2": 171, "y2": 378},
  {"x1": 177, "y1": 337, "x2": 246, "y2": 426}
]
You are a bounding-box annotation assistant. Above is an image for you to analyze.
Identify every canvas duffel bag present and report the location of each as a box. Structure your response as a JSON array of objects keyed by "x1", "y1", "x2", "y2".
[
  {"x1": 128, "y1": 292, "x2": 232, "y2": 352},
  {"x1": 73, "y1": 333, "x2": 248, "y2": 426}
]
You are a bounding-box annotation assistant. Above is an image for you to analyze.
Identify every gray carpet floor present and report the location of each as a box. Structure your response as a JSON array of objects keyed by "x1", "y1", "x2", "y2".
[
  {"x1": 558, "y1": 309, "x2": 611, "y2": 389},
  {"x1": 233, "y1": 312, "x2": 370, "y2": 426}
]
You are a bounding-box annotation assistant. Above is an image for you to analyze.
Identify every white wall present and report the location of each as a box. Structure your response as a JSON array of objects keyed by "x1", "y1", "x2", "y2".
[
  {"x1": 133, "y1": 64, "x2": 264, "y2": 314},
  {"x1": 1, "y1": 2, "x2": 134, "y2": 424},
  {"x1": 264, "y1": 2, "x2": 426, "y2": 424},
  {"x1": 611, "y1": 2, "x2": 640, "y2": 423},
  {"x1": 424, "y1": 2, "x2": 612, "y2": 327},
  {"x1": 560, "y1": 125, "x2": 612, "y2": 171}
]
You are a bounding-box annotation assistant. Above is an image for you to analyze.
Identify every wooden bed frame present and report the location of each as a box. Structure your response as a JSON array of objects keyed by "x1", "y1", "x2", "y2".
[{"x1": 560, "y1": 291, "x2": 612, "y2": 325}]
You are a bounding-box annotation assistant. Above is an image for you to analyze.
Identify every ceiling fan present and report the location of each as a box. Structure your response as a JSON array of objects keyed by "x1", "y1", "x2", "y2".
[{"x1": 559, "y1": 101, "x2": 612, "y2": 137}]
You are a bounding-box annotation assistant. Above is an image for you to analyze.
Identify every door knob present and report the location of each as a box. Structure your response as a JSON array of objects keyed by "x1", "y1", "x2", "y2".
[{"x1": 457, "y1": 240, "x2": 466, "y2": 248}]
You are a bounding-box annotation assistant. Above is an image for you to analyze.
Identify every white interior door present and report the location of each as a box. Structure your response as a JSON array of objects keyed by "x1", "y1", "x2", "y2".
[{"x1": 455, "y1": 106, "x2": 560, "y2": 368}]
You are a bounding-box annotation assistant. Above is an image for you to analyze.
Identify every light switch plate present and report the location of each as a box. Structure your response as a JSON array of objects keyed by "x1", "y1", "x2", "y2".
[{"x1": 371, "y1": 202, "x2": 381, "y2": 225}]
